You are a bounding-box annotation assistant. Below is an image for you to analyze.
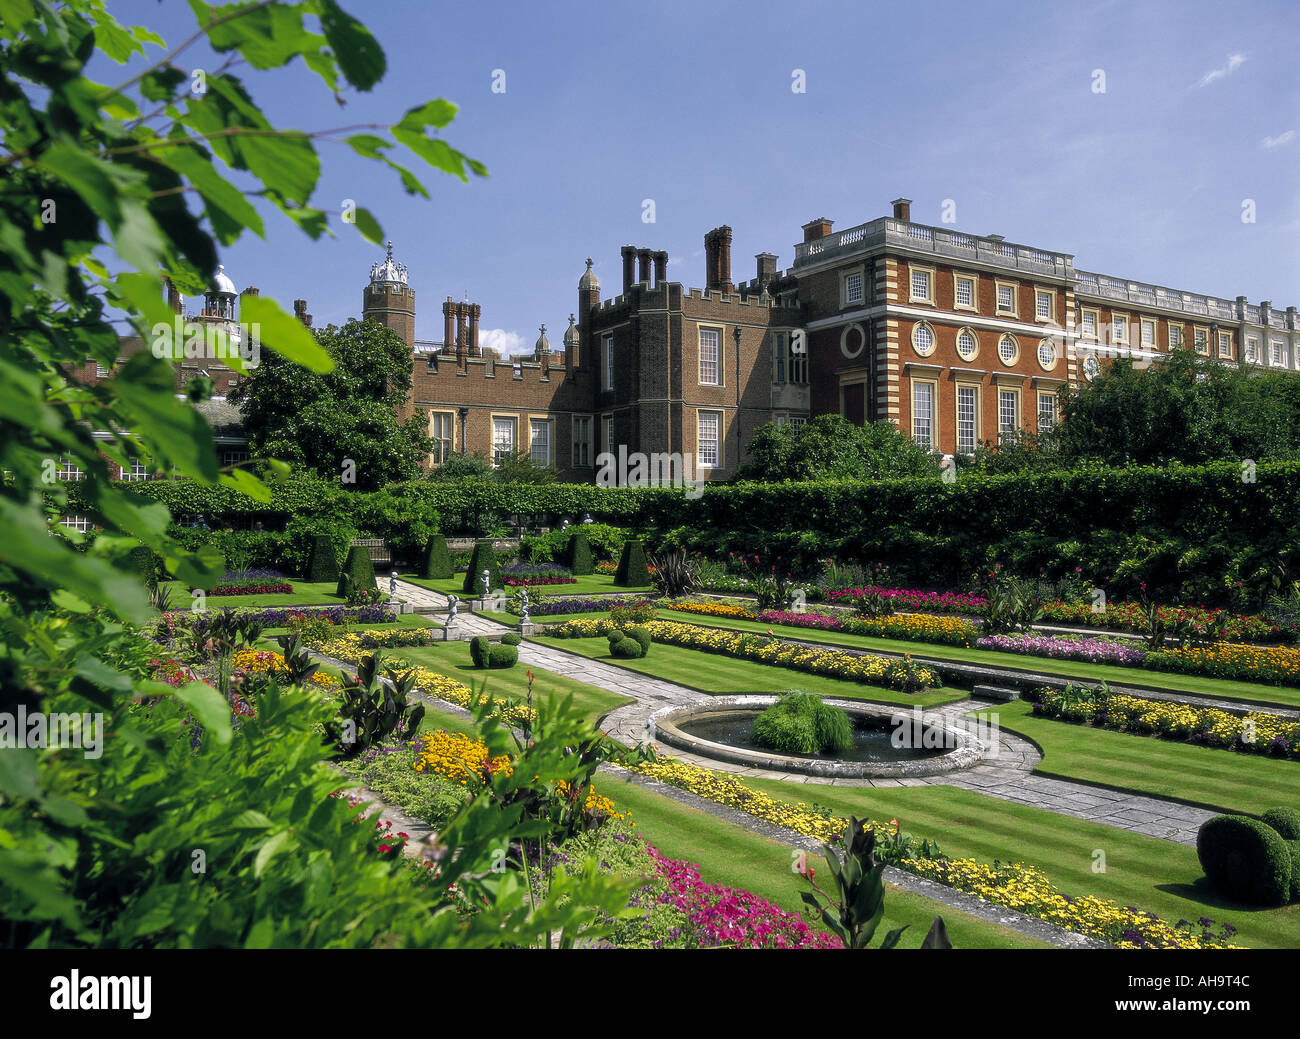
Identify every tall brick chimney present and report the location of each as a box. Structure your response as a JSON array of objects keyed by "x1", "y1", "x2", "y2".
[
  {"x1": 891, "y1": 197, "x2": 912, "y2": 221},
  {"x1": 755, "y1": 252, "x2": 777, "y2": 286},
  {"x1": 637, "y1": 248, "x2": 652, "y2": 286},
  {"x1": 801, "y1": 218, "x2": 833, "y2": 243},
  {"x1": 468, "y1": 302, "x2": 481, "y2": 356},
  {"x1": 653, "y1": 250, "x2": 668, "y2": 285},
  {"x1": 443, "y1": 297, "x2": 456, "y2": 356},
  {"x1": 704, "y1": 226, "x2": 733, "y2": 292},
  {"x1": 292, "y1": 298, "x2": 313, "y2": 327},
  {"x1": 164, "y1": 276, "x2": 184, "y2": 315},
  {"x1": 620, "y1": 246, "x2": 636, "y2": 294}
]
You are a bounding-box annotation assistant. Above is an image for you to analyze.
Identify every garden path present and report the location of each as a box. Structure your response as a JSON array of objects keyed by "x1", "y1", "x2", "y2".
[{"x1": 377, "y1": 578, "x2": 1215, "y2": 844}]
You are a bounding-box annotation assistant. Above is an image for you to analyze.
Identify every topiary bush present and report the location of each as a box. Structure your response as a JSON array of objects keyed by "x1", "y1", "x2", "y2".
[
  {"x1": 614, "y1": 539, "x2": 650, "y2": 586},
  {"x1": 462, "y1": 540, "x2": 504, "y2": 595},
  {"x1": 500, "y1": 632, "x2": 522, "y2": 646},
  {"x1": 611, "y1": 636, "x2": 643, "y2": 659},
  {"x1": 1261, "y1": 807, "x2": 1300, "y2": 840},
  {"x1": 307, "y1": 534, "x2": 340, "y2": 583},
  {"x1": 420, "y1": 534, "x2": 453, "y2": 579},
  {"x1": 1196, "y1": 814, "x2": 1292, "y2": 906},
  {"x1": 751, "y1": 691, "x2": 854, "y2": 756},
  {"x1": 626, "y1": 625, "x2": 651, "y2": 656},
  {"x1": 336, "y1": 545, "x2": 376, "y2": 599},
  {"x1": 566, "y1": 531, "x2": 594, "y2": 575},
  {"x1": 488, "y1": 643, "x2": 518, "y2": 668},
  {"x1": 469, "y1": 635, "x2": 491, "y2": 668},
  {"x1": 124, "y1": 545, "x2": 158, "y2": 588}
]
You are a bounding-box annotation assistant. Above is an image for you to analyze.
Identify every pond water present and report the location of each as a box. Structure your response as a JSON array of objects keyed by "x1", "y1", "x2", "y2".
[{"x1": 676, "y1": 710, "x2": 948, "y2": 764}]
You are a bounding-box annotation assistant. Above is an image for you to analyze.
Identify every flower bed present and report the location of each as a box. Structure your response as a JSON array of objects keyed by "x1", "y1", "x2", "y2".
[
  {"x1": 1146, "y1": 642, "x2": 1300, "y2": 686},
  {"x1": 229, "y1": 604, "x2": 397, "y2": 626},
  {"x1": 668, "y1": 601, "x2": 757, "y2": 620},
  {"x1": 504, "y1": 576, "x2": 577, "y2": 586},
  {"x1": 522, "y1": 595, "x2": 659, "y2": 617},
  {"x1": 231, "y1": 648, "x2": 341, "y2": 692},
  {"x1": 210, "y1": 581, "x2": 294, "y2": 596},
  {"x1": 542, "y1": 618, "x2": 939, "y2": 692},
  {"x1": 627, "y1": 753, "x2": 1231, "y2": 949},
  {"x1": 1032, "y1": 686, "x2": 1300, "y2": 758},
  {"x1": 502, "y1": 563, "x2": 576, "y2": 587},
  {"x1": 829, "y1": 586, "x2": 987, "y2": 614},
  {"x1": 977, "y1": 633, "x2": 1146, "y2": 666},
  {"x1": 668, "y1": 601, "x2": 978, "y2": 647},
  {"x1": 646, "y1": 847, "x2": 839, "y2": 949}
]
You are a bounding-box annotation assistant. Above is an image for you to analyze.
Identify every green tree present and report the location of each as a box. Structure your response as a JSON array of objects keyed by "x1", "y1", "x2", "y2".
[
  {"x1": 739, "y1": 415, "x2": 939, "y2": 482},
  {"x1": 232, "y1": 318, "x2": 432, "y2": 489}
]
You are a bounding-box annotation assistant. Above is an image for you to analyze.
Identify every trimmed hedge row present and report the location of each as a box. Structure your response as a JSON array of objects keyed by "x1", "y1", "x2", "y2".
[{"x1": 79, "y1": 460, "x2": 1300, "y2": 605}]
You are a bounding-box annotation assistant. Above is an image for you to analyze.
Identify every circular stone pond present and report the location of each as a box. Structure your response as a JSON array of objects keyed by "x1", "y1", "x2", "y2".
[{"x1": 649, "y1": 696, "x2": 984, "y2": 779}]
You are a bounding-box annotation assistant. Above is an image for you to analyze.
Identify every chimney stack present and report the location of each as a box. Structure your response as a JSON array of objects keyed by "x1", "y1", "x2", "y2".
[
  {"x1": 653, "y1": 250, "x2": 668, "y2": 284},
  {"x1": 621, "y1": 245, "x2": 636, "y2": 294},
  {"x1": 801, "y1": 218, "x2": 833, "y2": 243},
  {"x1": 755, "y1": 252, "x2": 777, "y2": 286},
  {"x1": 891, "y1": 197, "x2": 912, "y2": 221},
  {"x1": 292, "y1": 297, "x2": 312, "y2": 327},
  {"x1": 704, "y1": 226, "x2": 733, "y2": 292},
  {"x1": 637, "y1": 248, "x2": 652, "y2": 286},
  {"x1": 164, "y1": 276, "x2": 184, "y2": 315},
  {"x1": 443, "y1": 297, "x2": 456, "y2": 357}
]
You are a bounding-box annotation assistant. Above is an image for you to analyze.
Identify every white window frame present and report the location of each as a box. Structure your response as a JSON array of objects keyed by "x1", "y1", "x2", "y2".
[
  {"x1": 429, "y1": 410, "x2": 455, "y2": 466},
  {"x1": 1169, "y1": 325, "x2": 1183, "y2": 351},
  {"x1": 1139, "y1": 318, "x2": 1156, "y2": 347},
  {"x1": 491, "y1": 415, "x2": 517, "y2": 468},
  {"x1": 955, "y1": 327, "x2": 979, "y2": 362},
  {"x1": 997, "y1": 334, "x2": 1019, "y2": 367},
  {"x1": 1193, "y1": 325, "x2": 1209, "y2": 355},
  {"x1": 697, "y1": 410, "x2": 721, "y2": 469},
  {"x1": 1271, "y1": 340, "x2": 1285, "y2": 367},
  {"x1": 120, "y1": 458, "x2": 150, "y2": 482},
  {"x1": 911, "y1": 321, "x2": 935, "y2": 357},
  {"x1": 528, "y1": 416, "x2": 552, "y2": 467},
  {"x1": 1246, "y1": 337, "x2": 1259, "y2": 363},
  {"x1": 955, "y1": 383, "x2": 979, "y2": 456},
  {"x1": 995, "y1": 280, "x2": 1018, "y2": 317},
  {"x1": 572, "y1": 414, "x2": 592, "y2": 468},
  {"x1": 788, "y1": 331, "x2": 808, "y2": 384},
  {"x1": 603, "y1": 335, "x2": 614, "y2": 391},
  {"x1": 698, "y1": 326, "x2": 721, "y2": 385},
  {"x1": 1037, "y1": 391, "x2": 1057, "y2": 430},
  {"x1": 908, "y1": 265, "x2": 935, "y2": 305},
  {"x1": 953, "y1": 274, "x2": 977, "y2": 313},
  {"x1": 911, "y1": 379, "x2": 937, "y2": 450},
  {"x1": 60, "y1": 514, "x2": 91, "y2": 533},
  {"x1": 1036, "y1": 339, "x2": 1057, "y2": 371},
  {"x1": 841, "y1": 266, "x2": 866, "y2": 307},
  {"x1": 1111, "y1": 312, "x2": 1128, "y2": 345},
  {"x1": 56, "y1": 458, "x2": 84, "y2": 481},
  {"x1": 1217, "y1": 331, "x2": 1232, "y2": 359},
  {"x1": 1080, "y1": 308, "x2": 1099, "y2": 341},
  {"x1": 602, "y1": 413, "x2": 614, "y2": 457},
  {"x1": 997, "y1": 387, "x2": 1020, "y2": 442},
  {"x1": 1034, "y1": 288, "x2": 1054, "y2": 322}
]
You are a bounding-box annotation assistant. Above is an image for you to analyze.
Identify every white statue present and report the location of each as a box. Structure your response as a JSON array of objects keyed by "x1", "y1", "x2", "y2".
[
  {"x1": 480, "y1": 568, "x2": 490, "y2": 597},
  {"x1": 446, "y1": 595, "x2": 459, "y2": 624},
  {"x1": 519, "y1": 588, "x2": 531, "y2": 624}
]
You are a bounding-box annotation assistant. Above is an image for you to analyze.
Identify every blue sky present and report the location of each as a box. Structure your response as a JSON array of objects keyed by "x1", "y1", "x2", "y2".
[{"x1": 107, "y1": 0, "x2": 1298, "y2": 353}]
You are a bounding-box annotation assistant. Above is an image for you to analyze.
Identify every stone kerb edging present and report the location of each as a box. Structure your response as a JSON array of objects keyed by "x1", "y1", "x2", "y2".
[{"x1": 648, "y1": 695, "x2": 984, "y2": 779}]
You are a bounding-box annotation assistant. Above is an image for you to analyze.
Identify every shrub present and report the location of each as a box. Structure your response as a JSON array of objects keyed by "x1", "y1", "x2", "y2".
[
  {"x1": 469, "y1": 635, "x2": 491, "y2": 668},
  {"x1": 124, "y1": 545, "x2": 158, "y2": 588},
  {"x1": 751, "y1": 691, "x2": 854, "y2": 756},
  {"x1": 615, "y1": 539, "x2": 650, "y2": 586},
  {"x1": 1261, "y1": 807, "x2": 1300, "y2": 840},
  {"x1": 500, "y1": 632, "x2": 522, "y2": 646},
  {"x1": 488, "y1": 644, "x2": 518, "y2": 668},
  {"x1": 566, "y1": 531, "x2": 594, "y2": 575},
  {"x1": 336, "y1": 545, "x2": 377, "y2": 600},
  {"x1": 1196, "y1": 814, "x2": 1292, "y2": 906},
  {"x1": 609, "y1": 600, "x2": 657, "y2": 625},
  {"x1": 462, "y1": 540, "x2": 503, "y2": 595},
  {"x1": 420, "y1": 534, "x2": 453, "y2": 579},
  {"x1": 627, "y1": 625, "x2": 652, "y2": 656},
  {"x1": 611, "y1": 637, "x2": 643, "y2": 659},
  {"x1": 306, "y1": 534, "x2": 340, "y2": 583}
]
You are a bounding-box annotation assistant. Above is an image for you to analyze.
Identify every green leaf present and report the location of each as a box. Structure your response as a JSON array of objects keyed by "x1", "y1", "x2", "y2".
[
  {"x1": 239, "y1": 295, "x2": 334, "y2": 372},
  {"x1": 319, "y1": 0, "x2": 386, "y2": 90},
  {"x1": 253, "y1": 830, "x2": 292, "y2": 877},
  {"x1": 219, "y1": 467, "x2": 271, "y2": 503},
  {"x1": 169, "y1": 680, "x2": 233, "y2": 744},
  {"x1": 353, "y1": 206, "x2": 383, "y2": 245}
]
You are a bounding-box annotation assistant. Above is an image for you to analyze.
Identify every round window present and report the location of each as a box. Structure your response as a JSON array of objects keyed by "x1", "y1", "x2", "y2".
[
  {"x1": 912, "y1": 323, "x2": 934, "y2": 357},
  {"x1": 1037, "y1": 340, "x2": 1056, "y2": 370},
  {"x1": 998, "y1": 335, "x2": 1018, "y2": 365},
  {"x1": 1084, "y1": 355, "x2": 1100, "y2": 381},
  {"x1": 956, "y1": 328, "x2": 978, "y2": 361}
]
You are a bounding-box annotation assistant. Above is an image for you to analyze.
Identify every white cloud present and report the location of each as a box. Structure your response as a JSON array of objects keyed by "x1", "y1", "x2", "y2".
[
  {"x1": 1197, "y1": 52, "x2": 1246, "y2": 87},
  {"x1": 479, "y1": 328, "x2": 528, "y2": 356},
  {"x1": 1262, "y1": 130, "x2": 1297, "y2": 149}
]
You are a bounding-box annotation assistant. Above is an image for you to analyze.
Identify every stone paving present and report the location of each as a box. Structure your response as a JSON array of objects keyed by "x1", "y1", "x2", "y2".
[{"x1": 373, "y1": 576, "x2": 1216, "y2": 844}]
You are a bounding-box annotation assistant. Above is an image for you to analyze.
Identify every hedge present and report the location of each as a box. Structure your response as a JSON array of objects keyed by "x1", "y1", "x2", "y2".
[
  {"x1": 419, "y1": 534, "x2": 453, "y2": 580},
  {"x1": 79, "y1": 460, "x2": 1300, "y2": 607},
  {"x1": 337, "y1": 546, "x2": 376, "y2": 599},
  {"x1": 566, "y1": 531, "x2": 594, "y2": 575},
  {"x1": 615, "y1": 539, "x2": 650, "y2": 587},
  {"x1": 306, "y1": 534, "x2": 340, "y2": 583},
  {"x1": 462, "y1": 541, "x2": 503, "y2": 595},
  {"x1": 1196, "y1": 814, "x2": 1292, "y2": 906}
]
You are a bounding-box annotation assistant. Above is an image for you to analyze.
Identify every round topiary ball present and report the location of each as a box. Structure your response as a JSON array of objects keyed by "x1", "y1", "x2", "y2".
[
  {"x1": 1196, "y1": 814, "x2": 1292, "y2": 906},
  {"x1": 500, "y1": 632, "x2": 522, "y2": 646},
  {"x1": 611, "y1": 637, "x2": 643, "y2": 659},
  {"x1": 488, "y1": 644, "x2": 518, "y2": 668},
  {"x1": 627, "y1": 625, "x2": 652, "y2": 655},
  {"x1": 469, "y1": 635, "x2": 491, "y2": 669},
  {"x1": 1261, "y1": 807, "x2": 1300, "y2": 840}
]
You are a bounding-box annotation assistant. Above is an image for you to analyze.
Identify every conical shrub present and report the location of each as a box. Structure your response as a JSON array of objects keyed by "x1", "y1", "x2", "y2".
[
  {"x1": 614, "y1": 539, "x2": 649, "y2": 586},
  {"x1": 420, "y1": 534, "x2": 453, "y2": 579}
]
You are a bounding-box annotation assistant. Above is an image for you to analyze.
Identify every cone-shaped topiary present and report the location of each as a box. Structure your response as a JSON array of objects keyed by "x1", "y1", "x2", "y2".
[
  {"x1": 336, "y1": 545, "x2": 377, "y2": 599},
  {"x1": 462, "y1": 540, "x2": 503, "y2": 595},
  {"x1": 614, "y1": 539, "x2": 649, "y2": 586},
  {"x1": 307, "y1": 534, "x2": 340, "y2": 583},
  {"x1": 420, "y1": 534, "x2": 453, "y2": 579},
  {"x1": 1196, "y1": 814, "x2": 1292, "y2": 906},
  {"x1": 565, "y1": 531, "x2": 594, "y2": 576}
]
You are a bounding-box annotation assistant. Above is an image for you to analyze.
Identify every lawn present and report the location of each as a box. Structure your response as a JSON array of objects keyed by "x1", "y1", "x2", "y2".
[
  {"x1": 261, "y1": 614, "x2": 436, "y2": 637},
  {"x1": 970, "y1": 701, "x2": 1300, "y2": 815},
  {"x1": 737, "y1": 778, "x2": 1300, "y2": 949},
  {"x1": 384, "y1": 641, "x2": 632, "y2": 729},
  {"x1": 655, "y1": 610, "x2": 1300, "y2": 710},
  {"x1": 163, "y1": 579, "x2": 347, "y2": 608},
  {"x1": 402, "y1": 572, "x2": 655, "y2": 598},
  {"x1": 400, "y1": 700, "x2": 1048, "y2": 948},
  {"x1": 528, "y1": 634, "x2": 964, "y2": 708}
]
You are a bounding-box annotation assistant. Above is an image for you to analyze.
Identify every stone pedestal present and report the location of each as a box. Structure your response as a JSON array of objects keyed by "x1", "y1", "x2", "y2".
[
  {"x1": 515, "y1": 622, "x2": 537, "y2": 636},
  {"x1": 439, "y1": 624, "x2": 462, "y2": 642},
  {"x1": 397, "y1": 601, "x2": 413, "y2": 615}
]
